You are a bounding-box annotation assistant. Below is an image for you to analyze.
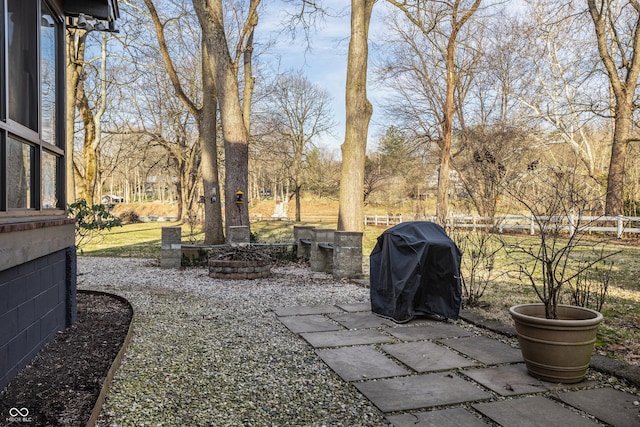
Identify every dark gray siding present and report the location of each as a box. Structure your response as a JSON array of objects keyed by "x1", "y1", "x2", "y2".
[{"x1": 0, "y1": 247, "x2": 76, "y2": 390}]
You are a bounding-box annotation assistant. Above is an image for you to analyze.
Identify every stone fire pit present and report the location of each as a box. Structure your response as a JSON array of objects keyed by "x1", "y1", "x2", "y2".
[{"x1": 208, "y1": 247, "x2": 272, "y2": 279}]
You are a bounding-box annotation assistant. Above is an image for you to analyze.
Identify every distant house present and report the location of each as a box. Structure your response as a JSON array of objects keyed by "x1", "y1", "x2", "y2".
[
  {"x1": 0, "y1": 0, "x2": 119, "y2": 390},
  {"x1": 101, "y1": 194, "x2": 124, "y2": 204}
]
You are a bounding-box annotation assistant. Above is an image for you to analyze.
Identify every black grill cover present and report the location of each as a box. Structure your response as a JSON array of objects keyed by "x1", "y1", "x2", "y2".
[{"x1": 370, "y1": 221, "x2": 462, "y2": 323}]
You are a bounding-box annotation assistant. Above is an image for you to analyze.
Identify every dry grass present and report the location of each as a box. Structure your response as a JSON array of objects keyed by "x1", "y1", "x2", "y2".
[
  {"x1": 107, "y1": 196, "x2": 433, "y2": 223},
  {"x1": 110, "y1": 201, "x2": 179, "y2": 218}
]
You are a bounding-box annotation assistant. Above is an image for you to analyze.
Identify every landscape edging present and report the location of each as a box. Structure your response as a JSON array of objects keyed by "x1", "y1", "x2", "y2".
[{"x1": 78, "y1": 290, "x2": 135, "y2": 427}]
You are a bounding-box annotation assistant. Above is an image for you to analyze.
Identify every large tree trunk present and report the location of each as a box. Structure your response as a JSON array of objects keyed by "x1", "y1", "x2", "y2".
[
  {"x1": 194, "y1": 0, "x2": 253, "y2": 237},
  {"x1": 70, "y1": 32, "x2": 110, "y2": 205},
  {"x1": 222, "y1": 120, "x2": 250, "y2": 231},
  {"x1": 65, "y1": 29, "x2": 87, "y2": 204},
  {"x1": 606, "y1": 103, "x2": 631, "y2": 215},
  {"x1": 338, "y1": 0, "x2": 375, "y2": 232},
  {"x1": 587, "y1": 0, "x2": 640, "y2": 216},
  {"x1": 76, "y1": 77, "x2": 98, "y2": 203},
  {"x1": 200, "y1": 42, "x2": 225, "y2": 244}
]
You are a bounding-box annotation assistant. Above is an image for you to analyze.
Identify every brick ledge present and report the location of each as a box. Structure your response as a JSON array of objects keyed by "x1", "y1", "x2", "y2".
[{"x1": 0, "y1": 218, "x2": 75, "y2": 233}]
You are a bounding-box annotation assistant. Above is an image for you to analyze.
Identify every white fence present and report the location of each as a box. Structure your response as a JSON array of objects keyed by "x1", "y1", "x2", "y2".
[{"x1": 364, "y1": 214, "x2": 640, "y2": 238}]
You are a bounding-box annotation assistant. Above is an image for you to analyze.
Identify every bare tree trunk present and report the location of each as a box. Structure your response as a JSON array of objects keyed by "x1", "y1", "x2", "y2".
[
  {"x1": 200, "y1": 42, "x2": 225, "y2": 243},
  {"x1": 295, "y1": 185, "x2": 302, "y2": 222},
  {"x1": 176, "y1": 157, "x2": 184, "y2": 220},
  {"x1": 436, "y1": 33, "x2": 458, "y2": 224},
  {"x1": 436, "y1": 0, "x2": 482, "y2": 224},
  {"x1": 338, "y1": 0, "x2": 375, "y2": 232},
  {"x1": 72, "y1": 32, "x2": 110, "y2": 204},
  {"x1": 65, "y1": 29, "x2": 86, "y2": 204},
  {"x1": 606, "y1": 104, "x2": 632, "y2": 214},
  {"x1": 587, "y1": 0, "x2": 640, "y2": 215},
  {"x1": 193, "y1": 0, "x2": 255, "y2": 236}
]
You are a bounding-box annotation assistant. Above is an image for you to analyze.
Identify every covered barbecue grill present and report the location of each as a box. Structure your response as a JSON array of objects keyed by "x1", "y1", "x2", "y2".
[{"x1": 370, "y1": 221, "x2": 462, "y2": 323}]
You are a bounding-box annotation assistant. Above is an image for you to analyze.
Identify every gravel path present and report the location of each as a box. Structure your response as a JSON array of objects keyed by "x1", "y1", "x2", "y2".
[{"x1": 77, "y1": 257, "x2": 387, "y2": 427}]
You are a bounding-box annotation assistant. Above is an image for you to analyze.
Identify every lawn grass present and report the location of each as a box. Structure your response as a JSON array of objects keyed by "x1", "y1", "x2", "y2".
[
  {"x1": 78, "y1": 221, "x2": 181, "y2": 257},
  {"x1": 460, "y1": 234, "x2": 640, "y2": 365},
  {"x1": 78, "y1": 219, "x2": 640, "y2": 364}
]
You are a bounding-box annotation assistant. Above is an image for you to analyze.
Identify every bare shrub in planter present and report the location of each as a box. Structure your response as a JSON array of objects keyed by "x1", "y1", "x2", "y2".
[{"x1": 502, "y1": 170, "x2": 620, "y2": 319}]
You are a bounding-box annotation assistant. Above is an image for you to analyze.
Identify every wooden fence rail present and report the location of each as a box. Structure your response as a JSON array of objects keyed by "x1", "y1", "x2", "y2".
[{"x1": 364, "y1": 214, "x2": 640, "y2": 238}]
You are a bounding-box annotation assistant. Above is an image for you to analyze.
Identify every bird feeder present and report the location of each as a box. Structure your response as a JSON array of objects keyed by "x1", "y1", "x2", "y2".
[{"x1": 235, "y1": 191, "x2": 245, "y2": 204}]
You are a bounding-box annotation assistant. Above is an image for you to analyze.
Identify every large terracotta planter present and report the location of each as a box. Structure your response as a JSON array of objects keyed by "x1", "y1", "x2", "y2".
[{"x1": 509, "y1": 303, "x2": 603, "y2": 384}]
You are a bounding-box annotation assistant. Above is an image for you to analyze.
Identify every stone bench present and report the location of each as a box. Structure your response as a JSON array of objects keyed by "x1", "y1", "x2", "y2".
[
  {"x1": 294, "y1": 226, "x2": 315, "y2": 259},
  {"x1": 294, "y1": 226, "x2": 363, "y2": 279},
  {"x1": 309, "y1": 228, "x2": 335, "y2": 273}
]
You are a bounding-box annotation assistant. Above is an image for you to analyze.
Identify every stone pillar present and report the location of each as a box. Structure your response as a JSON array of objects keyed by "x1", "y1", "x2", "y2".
[
  {"x1": 161, "y1": 227, "x2": 182, "y2": 269},
  {"x1": 228, "y1": 226, "x2": 251, "y2": 246},
  {"x1": 332, "y1": 231, "x2": 363, "y2": 279},
  {"x1": 293, "y1": 225, "x2": 315, "y2": 259},
  {"x1": 309, "y1": 228, "x2": 335, "y2": 272}
]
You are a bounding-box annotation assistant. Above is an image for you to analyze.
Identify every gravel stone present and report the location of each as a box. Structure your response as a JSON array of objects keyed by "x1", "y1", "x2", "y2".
[{"x1": 77, "y1": 257, "x2": 386, "y2": 427}]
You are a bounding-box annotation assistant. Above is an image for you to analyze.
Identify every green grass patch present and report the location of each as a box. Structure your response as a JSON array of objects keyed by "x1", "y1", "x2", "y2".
[{"x1": 77, "y1": 221, "x2": 183, "y2": 257}]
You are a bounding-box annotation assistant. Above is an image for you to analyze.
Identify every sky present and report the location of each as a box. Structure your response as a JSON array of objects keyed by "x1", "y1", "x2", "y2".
[
  {"x1": 259, "y1": 1, "x2": 391, "y2": 154},
  {"x1": 258, "y1": 1, "x2": 527, "y2": 155}
]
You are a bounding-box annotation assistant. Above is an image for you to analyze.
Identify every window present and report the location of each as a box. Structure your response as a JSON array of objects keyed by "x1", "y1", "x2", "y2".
[
  {"x1": 42, "y1": 149, "x2": 58, "y2": 208},
  {"x1": 1, "y1": 0, "x2": 64, "y2": 217},
  {"x1": 8, "y1": 1, "x2": 39, "y2": 131},
  {"x1": 41, "y1": 2, "x2": 57, "y2": 146},
  {"x1": 7, "y1": 137, "x2": 34, "y2": 209}
]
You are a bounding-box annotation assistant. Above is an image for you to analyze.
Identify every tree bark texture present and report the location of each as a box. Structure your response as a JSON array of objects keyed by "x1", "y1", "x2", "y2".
[
  {"x1": 436, "y1": 0, "x2": 482, "y2": 224},
  {"x1": 193, "y1": 0, "x2": 254, "y2": 236},
  {"x1": 338, "y1": 0, "x2": 375, "y2": 232},
  {"x1": 587, "y1": 0, "x2": 640, "y2": 215},
  {"x1": 200, "y1": 42, "x2": 225, "y2": 243},
  {"x1": 73, "y1": 32, "x2": 109, "y2": 204},
  {"x1": 65, "y1": 29, "x2": 86, "y2": 204}
]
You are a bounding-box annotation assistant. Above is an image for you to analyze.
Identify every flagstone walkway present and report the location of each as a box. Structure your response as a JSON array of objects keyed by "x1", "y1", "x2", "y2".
[{"x1": 273, "y1": 303, "x2": 640, "y2": 426}]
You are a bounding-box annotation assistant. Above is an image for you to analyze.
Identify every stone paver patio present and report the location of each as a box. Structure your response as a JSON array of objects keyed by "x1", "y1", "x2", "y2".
[{"x1": 273, "y1": 302, "x2": 640, "y2": 426}]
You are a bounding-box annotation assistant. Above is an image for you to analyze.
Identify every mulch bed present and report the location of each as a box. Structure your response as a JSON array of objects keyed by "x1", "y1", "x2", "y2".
[{"x1": 0, "y1": 292, "x2": 132, "y2": 426}]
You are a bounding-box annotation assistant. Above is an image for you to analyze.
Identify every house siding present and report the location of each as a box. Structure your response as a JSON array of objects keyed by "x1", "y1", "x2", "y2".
[{"x1": 0, "y1": 246, "x2": 76, "y2": 390}]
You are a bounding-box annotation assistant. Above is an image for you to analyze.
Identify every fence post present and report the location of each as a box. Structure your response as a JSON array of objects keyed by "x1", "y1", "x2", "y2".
[
  {"x1": 530, "y1": 216, "x2": 535, "y2": 235},
  {"x1": 617, "y1": 216, "x2": 624, "y2": 239},
  {"x1": 569, "y1": 215, "x2": 576, "y2": 237}
]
